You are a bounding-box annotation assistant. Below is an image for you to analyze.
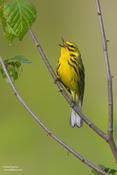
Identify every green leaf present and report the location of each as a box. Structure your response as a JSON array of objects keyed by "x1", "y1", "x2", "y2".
[
  {"x1": 109, "y1": 169, "x2": 117, "y2": 174},
  {"x1": 91, "y1": 165, "x2": 117, "y2": 175},
  {"x1": 0, "y1": 0, "x2": 36, "y2": 42},
  {"x1": 98, "y1": 165, "x2": 109, "y2": 172},
  {"x1": 99, "y1": 164, "x2": 116, "y2": 174},
  {"x1": 7, "y1": 55, "x2": 32, "y2": 63},
  {"x1": 0, "y1": 56, "x2": 31, "y2": 82}
]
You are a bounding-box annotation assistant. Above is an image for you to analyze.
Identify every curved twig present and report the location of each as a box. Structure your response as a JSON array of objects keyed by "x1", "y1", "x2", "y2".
[
  {"x1": 96, "y1": 0, "x2": 117, "y2": 162},
  {"x1": 0, "y1": 56, "x2": 106, "y2": 175}
]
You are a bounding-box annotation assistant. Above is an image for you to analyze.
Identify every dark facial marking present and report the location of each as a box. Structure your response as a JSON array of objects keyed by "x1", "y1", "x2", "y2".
[{"x1": 70, "y1": 45, "x2": 75, "y2": 48}]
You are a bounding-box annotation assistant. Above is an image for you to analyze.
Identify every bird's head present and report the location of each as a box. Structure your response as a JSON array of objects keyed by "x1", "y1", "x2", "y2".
[{"x1": 59, "y1": 38, "x2": 78, "y2": 52}]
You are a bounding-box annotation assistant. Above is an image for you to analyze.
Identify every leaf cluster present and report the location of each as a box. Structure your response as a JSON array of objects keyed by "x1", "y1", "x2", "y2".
[
  {"x1": 0, "y1": 0, "x2": 36, "y2": 81},
  {"x1": 0, "y1": 56, "x2": 31, "y2": 81}
]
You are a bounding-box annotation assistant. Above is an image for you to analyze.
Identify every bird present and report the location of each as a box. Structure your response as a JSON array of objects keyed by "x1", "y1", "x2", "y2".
[{"x1": 56, "y1": 39, "x2": 85, "y2": 128}]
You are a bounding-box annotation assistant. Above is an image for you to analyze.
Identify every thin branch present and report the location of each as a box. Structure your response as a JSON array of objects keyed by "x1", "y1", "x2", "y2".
[
  {"x1": 29, "y1": 29, "x2": 107, "y2": 141},
  {"x1": 96, "y1": 0, "x2": 113, "y2": 140},
  {"x1": 95, "y1": 0, "x2": 117, "y2": 162},
  {"x1": 0, "y1": 56, "x2": 106, "y2": 175}
]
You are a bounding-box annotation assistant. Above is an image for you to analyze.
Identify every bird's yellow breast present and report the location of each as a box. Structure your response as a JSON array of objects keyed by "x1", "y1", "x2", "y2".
[{"x1": 57, "y1": 48, "x2": 79, "y2": 92}]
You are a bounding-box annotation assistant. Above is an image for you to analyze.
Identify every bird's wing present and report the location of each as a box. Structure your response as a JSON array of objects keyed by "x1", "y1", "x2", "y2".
[{"x1": 77, "y1": 55, "x2": 85, "y2": 105}]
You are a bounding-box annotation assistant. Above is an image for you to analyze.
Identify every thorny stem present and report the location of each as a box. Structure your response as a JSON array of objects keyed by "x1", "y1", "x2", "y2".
[
  {"x1": 29, "y1": 29, "x2": 107, "y2": 141},
  {"x1": 0, "y1": 56, "x2": 106, "y2": 175},
  {"x1": 96, "y1": 0, "x2": 117, "y2": 162}
]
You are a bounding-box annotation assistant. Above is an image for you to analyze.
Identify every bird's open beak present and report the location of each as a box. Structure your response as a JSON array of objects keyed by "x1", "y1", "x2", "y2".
[
  {"x1": 59, "y1": 37, "x2": 66, "y2": 47},
  {"x1": 61, "y1": 37, "x2": 65, "y2": 44}
]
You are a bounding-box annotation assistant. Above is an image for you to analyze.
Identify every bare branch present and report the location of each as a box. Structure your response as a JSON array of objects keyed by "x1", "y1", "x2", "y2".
[
  {"x1": 95, "y1": 0, "x2": 117, "y2": 162},
  {"x1": 29, "y1": 29, "x2": 107, "y2": 141},
  {"x1": 96, "y1": 0, "x2": 113, "y2": 139},
  {"x1": 0, "y1": 56, "x2": 106, "y2": 175}
]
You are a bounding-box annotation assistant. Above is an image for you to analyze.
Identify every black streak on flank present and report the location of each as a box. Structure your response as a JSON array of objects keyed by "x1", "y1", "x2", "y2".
[
  {"x1": 70, "y1": 58, "x2": 77, "y2": 66},
  {"x1": 57, "y1": 63, "x2": 61, "y2": 70},
  {"x1": 70, "y1": 54, "x2": 76, "y2": 58},
  {"x1": 68, "y1": 60, "x2": 78, "y2": 75}
]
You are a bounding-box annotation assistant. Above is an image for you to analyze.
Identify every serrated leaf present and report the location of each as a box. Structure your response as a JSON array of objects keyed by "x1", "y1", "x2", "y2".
[
  {"x1": 7, "y1": 55, "x2": 32, "y2": 63},
  {"x1": 1, "y1": 0, "x2": 36, "y2": 42}
]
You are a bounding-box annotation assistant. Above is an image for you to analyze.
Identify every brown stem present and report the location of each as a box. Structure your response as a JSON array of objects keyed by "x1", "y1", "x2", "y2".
[
  {"x1": 0, "y1": 56, "x2": 106, "y2": 175},
  {"x1": 95, "y1": 0, "x2": 117, "y2": 162}
]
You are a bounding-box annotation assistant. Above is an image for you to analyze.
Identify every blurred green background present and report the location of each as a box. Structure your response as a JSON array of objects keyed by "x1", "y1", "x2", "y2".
[{"x1": 0, "y1": 0, "x2": 117, "y2": 174}]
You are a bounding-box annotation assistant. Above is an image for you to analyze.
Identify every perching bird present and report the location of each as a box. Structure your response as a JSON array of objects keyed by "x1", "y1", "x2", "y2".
[{"x1": 56, "y1": 39, "x2": 85, "y2": 128}]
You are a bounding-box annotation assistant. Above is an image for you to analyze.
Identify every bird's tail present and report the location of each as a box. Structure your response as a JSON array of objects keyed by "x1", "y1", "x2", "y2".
[{"x1": 70, "y1": 93, "x2": 83, "y2": 128}]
